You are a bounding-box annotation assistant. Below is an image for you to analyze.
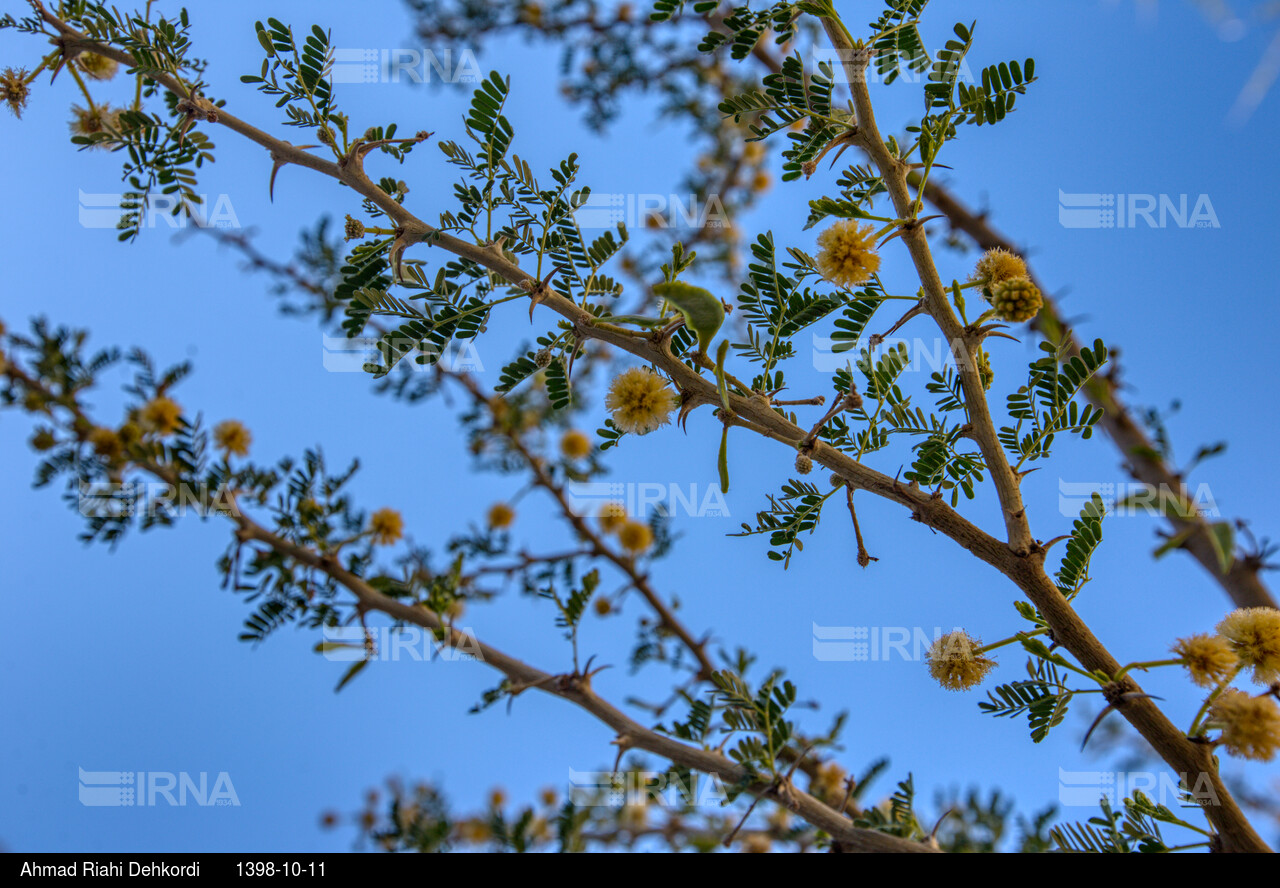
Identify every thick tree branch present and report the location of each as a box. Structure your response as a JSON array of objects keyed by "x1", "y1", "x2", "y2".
[
  {"x1": 31, "y1": 5, "x2": 1271, "y2": 852},
  {"x1": 0, "y1": 355, "x2": 930, "y2": 853},
  {"x1": 911, "y1": 174, "x2": 1277, "y2": 612}
]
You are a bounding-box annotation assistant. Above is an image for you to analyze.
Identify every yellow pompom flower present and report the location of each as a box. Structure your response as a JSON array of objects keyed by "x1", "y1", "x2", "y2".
[
  {"x1": 598, "y1": 502, "x2": 627, "y2": 534},
  {"x1": 815, "y1": 220, "x2": 881, "y2": 289},
  {"x1": 487, "y1": 502, "x2": 516, "y2": 529},
  {"x1": 1209, "y1": 689, "x2": 1280, "y2": 762},
  {"x1": 1217, "y1": 608, "x2": 1280, "y2": 685},
  {"x1": 605, "y1": 367, "x2": 678, "y2": 436},
  {"x1": 559, "y1": 429, "x2": 591, "y2": 460},
  {"x1": 617, "y1": 520, "x2": 654, "y2": 555},
  {"x1": 31, "y1": 428, "x2": 58, "y2": 451},
  {"x1": 619, "y1": 802, "x2": 648, "y2": 831},
  {"x1": 76, "y1": 53, "x2": 120, "y2": 81},
  {"x1": 969, "y1": 248, "x2": 1028, "y2": 288},
  {"x1": 1, "y1": 67, "x2": 30, "y2": 118},
  {"x1": 810, "y1": 761, "x2": 847, "y2": 802},
  {"x1": 139, "y1": 396, "x2": 183, "y2": 437},
  {"x1": 87, "y1": 426, "x2": 123, "y2": 460},
  {"x1": 369, "y1": 508, "x2": 404, "y2": 546},
  {"x1": 69, "y1": 102, "x2": 119, "y2": 140},
  {"x1": 456, "y1": 819, "x2": 491, "y2": 842},
  {"x1": 1172, "y1": 634, "x2": 1238, "y2": 688},
  {"x1": 926, "y1": 630, "x2": 997, "y2": 691},
  {"x1": 212, "y1": 420, "x2": 252, "y2": 457}
]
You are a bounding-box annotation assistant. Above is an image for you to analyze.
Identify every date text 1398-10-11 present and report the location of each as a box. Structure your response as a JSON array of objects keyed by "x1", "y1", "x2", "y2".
[{"x1": 237, "y1": 861, "x2": 327, "y2": 877}]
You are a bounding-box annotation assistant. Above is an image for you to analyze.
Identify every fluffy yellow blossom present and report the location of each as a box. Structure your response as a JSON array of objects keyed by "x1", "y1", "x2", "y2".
[
  {"x1": 69, "y1": 102, "x2": 119, "y2": 141},
  {"x1": 619, "y1": 803, "x2": 648, "y2": 831},
  {"x1": 487, "y1": 502, "x2": 516, "y2": 529},
  {"x1": 76, "y1": 53, "x2": 120, "y2": 81},
  {"x1": 1217, "y1": 608, "x2": 1280, "y2": 685},
  {"x1": 815, "y1": 220, "x2": 881, "y2": 289},
  {"x1": 605, "y1": 368, "x2": 678, "y2": 436},
  {"x1": 87, "y1": 426, "x2": 123, "y2": 460},
  {"x1": 456, "y1": 819, "x2": 490, "y2": 842},
  {"x1": 1172, "y1": 634, "x2": 1238, "y2": 688},
  {"x1": 139, "y1": 396, "x2": 182, "y2": 436},
  {"x1": 593, "y1": 597, "x2": 612, "y2": 616},
  {"x1": 926, "y1": 630, "x2": 997, "y2": 691},
  {"x1": 1210, "y1": 689, "x2": 1280, "y2": 761},
  {"x1": 1, "y1": 67, "x2": 30, "y2": 118},
  {"x1": 31, "y1": 428, "x2": 58, "y2": 451},
  {"x1": 970, "y1": 247, "x2": 1028, "y2": 288},
  {"x1": 212, "y1": 420, "x2": 252, "y2": 457},
  {"x1": 559, "y1": 429, "x2": 591, "y2": 460},
  {"x1": 598, "y1": 501, "x2": 627, "y2": 534},
  {"x1": 617, "y1": 520, "x2": 654, "y2": 555},
  {"x1": 810, "y1": 761, "x2": 847, "y2": 802},
  {"x1": 369, "y1": 508, "x2": 404, "y2": 546}
]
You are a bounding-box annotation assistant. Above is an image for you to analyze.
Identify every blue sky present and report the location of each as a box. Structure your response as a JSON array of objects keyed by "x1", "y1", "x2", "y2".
[{"x1": 1, "y1": 0, "x2": 1278, "y2": 851}]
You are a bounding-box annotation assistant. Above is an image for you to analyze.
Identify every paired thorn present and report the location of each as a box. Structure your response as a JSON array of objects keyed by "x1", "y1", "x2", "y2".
[
  {"x1": 268, "y1": 143, "x2": 319, "y2": 202},
  {"x1": 870, "y1": 300, "x2": 926, "y2": 348},
  {"x1": 876, "y1": 214, "x2": 946, "y2": 249},
  {"x1": 1081, "y1": 691, "x2": 1165, "y2": 751},
  {"x1": 173, "y1": 94, "x2": 219, "y2": 145},
  {"x1": 804, "y1": 128, "x2": 862, "y2": 179},
  {"x1": 677, "y1": 389, "x2": 702, "y2": 433},
  {"x1": 521, "y1": 264, "x2": 565, "y2": 322},
  {"x1": 389, "y1": 227, "x2": 412, "y2": 282}
]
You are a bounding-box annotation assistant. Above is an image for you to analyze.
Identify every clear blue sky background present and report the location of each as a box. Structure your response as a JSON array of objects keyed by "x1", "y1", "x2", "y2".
[{"x1": 1, "y1": 0, "x2": 1278, "y2": 852}]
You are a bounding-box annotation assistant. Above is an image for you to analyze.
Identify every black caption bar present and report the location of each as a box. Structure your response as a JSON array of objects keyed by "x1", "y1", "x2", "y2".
[{"x1": 7, "y1": 853, "x2": 444, "y2": 878}]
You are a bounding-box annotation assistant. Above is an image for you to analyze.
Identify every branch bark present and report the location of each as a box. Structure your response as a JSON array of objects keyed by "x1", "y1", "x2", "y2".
[
  {"x1": 911, "y1": 174, "x2": 1278, "y2": 612},
  {"x1": 31, "y1": 5, "x2": 1272, "y2": 852}
]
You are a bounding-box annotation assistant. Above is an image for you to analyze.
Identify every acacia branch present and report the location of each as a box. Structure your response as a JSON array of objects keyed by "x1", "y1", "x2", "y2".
[
  {"x1": 911, "y1": 174, "x2": 1277, "y2": 612},
  {"x1": 813, "y1": 13, "x2": 1267, "y2": 852},
  {"x1": 444, "y1": 369, "x2": 719, "y2": 681},
  {"x1": 32, "y1": 5, "x2": 1271, "y2": 852},
  {"x1": 0, "y1": 354, "x2": 928, "y2": 853}
]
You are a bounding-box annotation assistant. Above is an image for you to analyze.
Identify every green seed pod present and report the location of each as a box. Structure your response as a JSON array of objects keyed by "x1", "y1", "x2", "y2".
[{"x1": 652, "y1": 280, "x2": 725, "y2": 356}]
